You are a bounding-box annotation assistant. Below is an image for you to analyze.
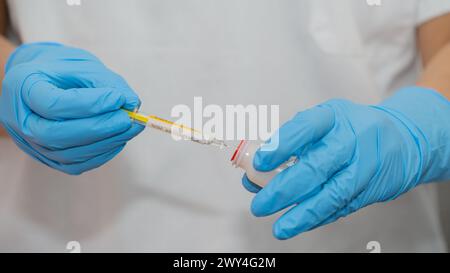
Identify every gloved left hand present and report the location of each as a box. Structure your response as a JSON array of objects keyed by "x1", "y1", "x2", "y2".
[
  {"x1": 243, "y1": 87, "x2": 450, "y2": 240},
  {"x1": 0, "y1": 42, "x2": 144, "y2": 175}
]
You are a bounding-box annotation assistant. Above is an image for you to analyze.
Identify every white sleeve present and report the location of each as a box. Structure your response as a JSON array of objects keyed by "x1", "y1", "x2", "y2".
[{"x1": 417, "y1": 0, "x2": 450, "y2": 25}]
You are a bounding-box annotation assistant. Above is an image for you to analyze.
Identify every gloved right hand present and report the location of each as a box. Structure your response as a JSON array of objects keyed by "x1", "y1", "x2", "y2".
[
  {"x1": 0, "y1": 42, "x2": 144, "y2": 175},
  {"x1": 242, "y1": 87, "x2": 450, "y2": 240}
]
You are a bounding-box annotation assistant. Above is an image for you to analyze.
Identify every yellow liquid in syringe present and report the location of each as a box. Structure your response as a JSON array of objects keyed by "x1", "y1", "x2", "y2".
[{"x1": 124, "y1": 110, "x2": 228, "y2": 149}]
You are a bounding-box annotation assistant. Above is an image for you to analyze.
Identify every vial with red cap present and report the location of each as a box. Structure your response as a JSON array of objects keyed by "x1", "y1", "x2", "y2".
[{"x1": 231, "y1": 140, "x2": 295, "y2": 188}]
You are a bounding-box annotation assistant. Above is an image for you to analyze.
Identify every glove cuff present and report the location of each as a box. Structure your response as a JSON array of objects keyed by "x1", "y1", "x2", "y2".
[
  {"x1": 5, "y1": 42, "x2": 64, "y2": 73},
  {"x1": 380, "y1": 86, "x2": 450, "y2": 183}
]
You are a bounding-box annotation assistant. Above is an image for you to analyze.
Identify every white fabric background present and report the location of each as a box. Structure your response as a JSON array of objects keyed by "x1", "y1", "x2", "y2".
[{"x1": 1, "y1": 0, "x2": 449, "y2": 252}]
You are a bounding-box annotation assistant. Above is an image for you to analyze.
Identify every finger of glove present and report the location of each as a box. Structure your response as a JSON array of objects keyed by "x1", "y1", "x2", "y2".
[
  {"x1": 25, "y1": 110, "x2": 132, "y2": 150},
  {"x1": 311, "y1": 193, "x2": 365, "y2": 230},
  {"x1": 30, "y1": 123, "x2": 145, "y2": 164},
  {"x1": 56, "y1": 145, "x2": 126, "y2": 175},
  {"x1": 251, "y1": 131, "x2": 355, "y2": 217},
  {"x1": 5, "y1": 123, "x2": 128, "y2": 175},
  {"x1": 254, "y1": 105, "x2": 335, "y2": 172},
  {"x1": 242, "y1": 174, "x2": 263, "y2": 194},
  {"x1": 22, "y1": 77, "x2": 126, "y2": 120},
  {"x1": 272, "y1": 168, "x2": 357, "y2": 240},
  {"x1": 42, "y1": 62, "x2": 141, "y2": 110}
]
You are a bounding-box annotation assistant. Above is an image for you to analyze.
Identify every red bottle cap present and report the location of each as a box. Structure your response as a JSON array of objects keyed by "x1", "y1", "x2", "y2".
[{"x1": 231, "y1": 140, "x2": 245, "y2": 161}]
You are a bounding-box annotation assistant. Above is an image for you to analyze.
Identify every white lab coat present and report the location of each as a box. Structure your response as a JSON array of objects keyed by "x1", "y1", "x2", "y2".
[{"x1": 0, "y1": 0, "x2": 449, "y2": 252}]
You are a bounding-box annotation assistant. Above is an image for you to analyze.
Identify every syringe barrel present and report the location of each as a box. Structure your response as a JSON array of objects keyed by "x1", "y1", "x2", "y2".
[{"x1": 126, "y1": 109, "x2": 227, "y2": 147}]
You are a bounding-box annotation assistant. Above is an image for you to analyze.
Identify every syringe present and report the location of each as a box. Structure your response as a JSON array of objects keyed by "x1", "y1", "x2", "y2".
[{"x1": 124, "y1": 110, "x2": 228, "y2": 149}]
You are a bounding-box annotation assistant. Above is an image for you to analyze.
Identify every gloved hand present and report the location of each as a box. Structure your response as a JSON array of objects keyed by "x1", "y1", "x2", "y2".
[
  {"x1": 243, "y1": 87, "x2": 450, "y2": 239},
  {"x1": 0, "y1": 42, "x2": 144, "y2": 175}
]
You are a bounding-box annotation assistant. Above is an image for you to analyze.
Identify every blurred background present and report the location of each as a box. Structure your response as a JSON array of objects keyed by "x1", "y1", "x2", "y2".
[{"x1": 438, "y1": 183, "x2": 450, "y2": 249}]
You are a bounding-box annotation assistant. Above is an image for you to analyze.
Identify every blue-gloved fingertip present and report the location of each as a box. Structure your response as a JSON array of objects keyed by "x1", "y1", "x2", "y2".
[
  {"x1": 242, "y1": 175, "x2": 262, "y2": 193},
  {"x1": 250, "y1": 193, "x2": 272, "y2": 217},
  {"x1": 273, "y1": 221, "x2": 295, "y2": 240},
  {"x1": 132, "y1": 122, "x2": 146, "y2": 135},
  {"x1": 253, "y1": 149, "x2": 273, "y2": 172},
  {"x1": 122, "y1": 94, "x2": 142, "y2": 111},
  {"x1": 102, "y1": 90, "x2": 127, "y2": 110}
]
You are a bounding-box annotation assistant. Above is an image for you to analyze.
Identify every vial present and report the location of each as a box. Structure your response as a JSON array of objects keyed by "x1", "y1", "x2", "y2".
[{"x1": 231, "y1": 140, "x2": 295, "y2": 188}]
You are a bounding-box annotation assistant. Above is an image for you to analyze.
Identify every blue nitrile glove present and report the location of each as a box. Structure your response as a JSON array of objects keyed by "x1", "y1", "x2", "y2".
[
  {"x1": 0, "y1": 42, "x2": 144, "y2": 175},
  {"x1": 242, "y1": 87, "x2": 450, "y2": 240}
]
